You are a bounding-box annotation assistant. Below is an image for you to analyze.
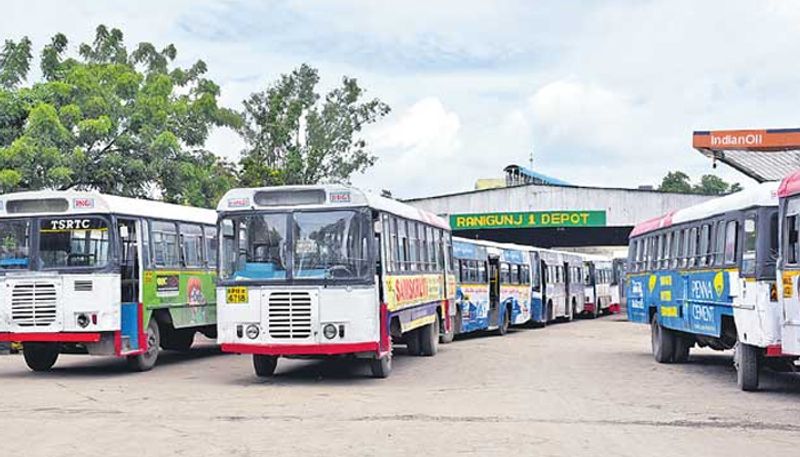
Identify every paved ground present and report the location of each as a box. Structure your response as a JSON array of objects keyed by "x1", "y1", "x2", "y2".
[{"x1": 1, "y1": 314, "x2": 799, "y2": 456}]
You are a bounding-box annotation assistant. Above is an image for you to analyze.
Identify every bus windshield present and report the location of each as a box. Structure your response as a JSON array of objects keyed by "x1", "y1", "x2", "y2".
[
  {"x1": 0, "y1": 220, "x2": 30, "y2": 270},
  {"x1": 220, "y1": 209, "x2": 371, "y2": 282},
  {"x1": 39, "y1": 217, "x2": 111, "y2": 269}
]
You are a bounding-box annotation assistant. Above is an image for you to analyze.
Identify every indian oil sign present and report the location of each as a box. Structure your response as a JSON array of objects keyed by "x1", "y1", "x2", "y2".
[{"x1": 450, "y1": 211, "x2": 606, "y2": 230}]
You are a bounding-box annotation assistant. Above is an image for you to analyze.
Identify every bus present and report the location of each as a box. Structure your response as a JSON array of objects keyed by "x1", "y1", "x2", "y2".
[
  {"x1": 215, "y1": 185, "x2": 456, "y2": 378},
  {"x1": 583, "y1": 255, "x2": 613, "y2": 318},
  {"x1": 610, "y1": 257, "x2": 627, "y2": 314},
  {"x1": 451, "y1": 238, "x2": 533, "y2": 336},
  {"x1": 626, "y1": 181, "x2": 787, "y2": 391},
  {"x1": 539, "y1": 250, "x2": 573, "y2": 322},
  {"x1": 0, "y1": 190, "x2": 218, "y2": 372},
  {"x1": 776, "y1": 170, "x2": 800, "y2": 362}
]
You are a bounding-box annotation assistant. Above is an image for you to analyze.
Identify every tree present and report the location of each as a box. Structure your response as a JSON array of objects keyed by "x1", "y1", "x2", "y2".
[
  {"x1": 239, "y1": 64, "x2": 390, "y2": 187},
  {"x1": 657, "y1": 170, "x2": 741, "y2": 195},
  {"x1": 658, "y1": 171, "x2": 692, "y2": 193},
  {"x1": 0, "y1": 25, "x2": 240, "y2": 206}
]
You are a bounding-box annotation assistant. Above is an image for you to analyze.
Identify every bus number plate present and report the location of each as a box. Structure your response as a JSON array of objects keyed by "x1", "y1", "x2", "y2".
[{"x1": 226, "y1": 287, "x2": 248, "y2": 304}]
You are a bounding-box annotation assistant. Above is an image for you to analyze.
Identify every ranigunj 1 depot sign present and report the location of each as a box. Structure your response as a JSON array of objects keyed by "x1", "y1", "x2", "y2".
[{"x1": 450, "y1": 211, "x2": 607, "y2": 230}]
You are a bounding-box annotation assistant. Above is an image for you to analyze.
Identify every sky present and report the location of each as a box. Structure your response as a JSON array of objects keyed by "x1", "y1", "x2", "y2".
[{"x1": 2, "y1": 0, "x2": 799, "y2": 198}]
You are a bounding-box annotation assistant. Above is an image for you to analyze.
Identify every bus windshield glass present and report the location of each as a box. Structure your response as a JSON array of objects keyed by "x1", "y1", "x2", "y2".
[
  {"x1": 39, "y1": 217, "x2": 111, "y2": 269},
  {"x1": 293, "y1": 210, "x2": 370, "y2": 280},
  {"x1": 0, "y1": 220, "x2": 30, "y2": 270},
  {"x1": 220, "y1": 210, "x2": 371, "y2": 282}
]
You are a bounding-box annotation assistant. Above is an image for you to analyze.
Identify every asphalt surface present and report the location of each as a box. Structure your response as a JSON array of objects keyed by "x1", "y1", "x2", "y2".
[{"x1": 1, "y1": 314, "x2": 799, "y2": 456}]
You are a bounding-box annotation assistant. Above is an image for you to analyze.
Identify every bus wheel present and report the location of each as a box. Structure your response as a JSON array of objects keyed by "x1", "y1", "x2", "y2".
[
  {"x1": 253, "y1": 355, "x2": 278, "y2": 377},
  {"x1": 405, "y1": 329, "x2": 422, "y2": 356},
  {"x1": 673, "y1": 335, "x2": 693, "y2": 363},
  {"x1": 494, "y1": 306, "x2": 510, "y2": 336},
  {"x1": 735, "y1": 342, "x2": 760, "y2": 392},
  {"x1": 370, "y1": 353, "x2": 392, "y2": 378},
  {"x1": 650, "y1": 314, "x2": 675, "y2": 364},
  {"x1": 161, "y1": 328, "x2": 195, "y2": 351},
  {"x1": 127, "y1": 318, "x2": 160, "y2": 372},
  {"x1": 419, "y1": 318, "x2": 439, "y2": 356},
  {"x1": 22, "y1": 343, "x2": 59, "y2": 372},
  {"x1": 440, "y1": 313, "x2": 455, "y2": 344}
]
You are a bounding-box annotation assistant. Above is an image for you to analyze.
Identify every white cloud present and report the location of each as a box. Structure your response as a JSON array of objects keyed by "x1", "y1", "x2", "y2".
[
  {"x1": 353, "y1": 98, "x2": 461, "y2": 197},
  {"x1": 1, "y1": 0, "x2": 795, "y2": 196}
]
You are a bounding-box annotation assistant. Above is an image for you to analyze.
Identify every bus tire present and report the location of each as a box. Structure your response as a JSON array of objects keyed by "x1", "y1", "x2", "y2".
[
  {"x1": 440, "y1": 313, "x2": 455, "y2": 344},
  {"x1": 22, "y1": 343, "x2": 59, "y2": 372},
  {"x1": 673, "y1": 334, "x2": 692, "y2": 363},
  {"x1": 419, "y1": 318, "x2": 439, "y2": 356},
  {"x1": 370, "y1": 353, "x2": 392, "y2": 378},
  {"x1": 651, "y1": 314, "x2": 675, "y2": 364},
  {"x1": 735, "y1": 342, "x2": 760, "y2": 392},
  {"x1": 253, "y1": 355, "x2": 278, "y2": 377},
  {"x1": 161, "y1": 328, "x2": 195, "y2": 351},
  {"x1": 494, "y1": 306, "x2": 511, "y2": 336},
  {"x1": 127, "y1": 318, "x2": 160, "y2": 372},
  {"x1": 406, "y1": 329, "x2": 422, "y2": 356}
]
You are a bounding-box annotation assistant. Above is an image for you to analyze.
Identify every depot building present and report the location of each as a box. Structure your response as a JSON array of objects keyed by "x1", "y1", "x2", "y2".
[{"x1": 403, "y1": 165, "x2": 712, "y2": 253}]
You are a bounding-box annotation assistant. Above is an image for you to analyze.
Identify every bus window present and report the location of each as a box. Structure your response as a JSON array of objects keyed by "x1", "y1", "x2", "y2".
[
  {"x1": 510, "y1": 264, "x2": 520, "y2": 284},
  {"x1": 713, "y1": 222, "x2": 725, "y2": 266},
  {"x1": 500, "y1": 263, "x2": 510, "y2": 284},
  {"x1": 521, "y1": 265, "x2": 530, "y2": 285},
  {"x1": 0, "y1": 219, "x2": 30, "y2": 270},
  {"x1": 742, "y1": 216, "x2": 757, "y2": 275},
  {"x1": 205, "y1": 226, "x2": 217, "y2": 268},
  {"x1": 769, "y1": 212, "x2": 779, "y2": 264},
  {"x1": 478, "y1": 261, "x2": 487, "y2": 283},
  {"x1": 398, "y1": 220, "x2": 408, "y2": 271},
  {"x1": 698, "y1": 224, "x2": 710, "y2": 267},
  {"x1": 788, "y1": 215, "x2": 799, "y2": 265},
  {"x1": 39, "y1": 217, "x2": 110, "y2": 269},
  {"x1": 687, "y1": 227, "x2": 697, "y2": 268},
  {"x1": 152, "y1": 221, "x2": 180, "y2": 268},
  {"x1": 670, "y1": 230, "x2": 680, "y2": 268},
  {"x1": 724, "y1": 221, "x2": 737, "y2": 265},
  {"x1": 180, "y1": 224, "x2": 204, "y2": 268}
]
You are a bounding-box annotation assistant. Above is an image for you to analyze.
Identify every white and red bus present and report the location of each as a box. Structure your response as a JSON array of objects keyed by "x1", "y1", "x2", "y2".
[{"x1": 216, "y1": 185, "x2": 456, "y2": 378}]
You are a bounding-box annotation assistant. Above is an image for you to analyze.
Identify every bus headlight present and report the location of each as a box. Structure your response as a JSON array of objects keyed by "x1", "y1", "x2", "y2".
[
  {"x1": 76, "y1": 313, "x2": 90, "y2": 328},
  {"x1": 323, "y1": 324, "x2": 337, "y2": 340},
  {"x1": 245, "y1": 324, "x2": 260, "y2": 340}
]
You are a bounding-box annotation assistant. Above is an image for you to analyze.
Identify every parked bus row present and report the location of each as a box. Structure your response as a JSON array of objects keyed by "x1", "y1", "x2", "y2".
[
  {"x1": 627, "y1": 172, "x2": 800, "y2": 391},
  {"x1": 0, "y1": 185, "x2": 617, "y2": 378}
]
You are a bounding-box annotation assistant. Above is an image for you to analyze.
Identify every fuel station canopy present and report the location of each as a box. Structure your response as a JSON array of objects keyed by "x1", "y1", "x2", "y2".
[{"x1": 693, "y1": 128, "x2": 800, "y2": 182}]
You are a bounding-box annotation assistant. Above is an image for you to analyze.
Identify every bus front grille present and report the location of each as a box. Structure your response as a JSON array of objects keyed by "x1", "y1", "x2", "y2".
[
  {"x1": 268, "y1": 291, "x2": 312, "y2": 339},
  {"x1": 11, "y1": 282, "x2": 58, "y2": 327}
]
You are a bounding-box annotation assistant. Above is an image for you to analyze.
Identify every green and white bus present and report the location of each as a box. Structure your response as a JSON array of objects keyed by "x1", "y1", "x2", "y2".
[{"x1": 0, "y1": 191, "x2": 218, "y2": 372}]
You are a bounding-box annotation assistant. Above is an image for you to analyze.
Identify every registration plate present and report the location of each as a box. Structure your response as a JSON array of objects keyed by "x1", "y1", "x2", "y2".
[{"x1": 226, "y1": 287, "x2": 248, "y2": 304}]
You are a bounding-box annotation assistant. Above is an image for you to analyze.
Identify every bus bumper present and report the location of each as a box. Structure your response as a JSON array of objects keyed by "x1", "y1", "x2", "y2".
[
  {"x1": 0, "y1": 332, "x2": 102, "y2": 343},
  {"x1": 222, "y1": 342, "x2": 380, "y2": 357}
]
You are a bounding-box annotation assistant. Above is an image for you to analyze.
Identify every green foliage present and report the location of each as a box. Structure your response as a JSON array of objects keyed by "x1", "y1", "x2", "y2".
[
  {"x1": 0, "y1": 37, "x2": 32, "y2": 88},
  {"x1": 658, "y1": 171, "x2": 692, "y2": 193},
  {"x1": 0, "y1": 25, "x2": 240, "y2": 206},
  {"x1": 658, "y1": 171, "x2": 741, "y2": 195},
  {"x1": 239, "y1": 63, "x2": 390, "y2": 187}
]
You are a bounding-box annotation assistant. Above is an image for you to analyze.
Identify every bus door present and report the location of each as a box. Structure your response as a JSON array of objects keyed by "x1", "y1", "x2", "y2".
[
  {"x1": 563, "y1": 262, "x2": 572, "y2": 317},
  {"x1": 488, "y1": 256, "x2": 501, "y2": 327},
  {"x1": 117, "y1": 217, "x2": 144, "y2": 353}
]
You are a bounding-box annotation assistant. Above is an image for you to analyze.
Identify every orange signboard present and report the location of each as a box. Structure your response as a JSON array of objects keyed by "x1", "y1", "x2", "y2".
[{"x1": 693, "y1": 128, "x2": 800, "y2": 151}]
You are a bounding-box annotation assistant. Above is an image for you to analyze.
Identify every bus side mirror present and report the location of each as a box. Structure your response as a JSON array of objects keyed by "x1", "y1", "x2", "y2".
[
  {"x1": 119, "y1": 225, "x2": 129, "y2": 239},
  {"x1": 373, "y1": 220, "x2": 382, "y2": 234}
]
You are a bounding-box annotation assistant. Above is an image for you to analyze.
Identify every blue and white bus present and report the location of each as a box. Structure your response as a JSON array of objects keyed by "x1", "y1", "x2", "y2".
[
  {"x1": 626, "y1": 181, "x2": 787, "y2": 391},
  {"x1": 451, "y1": 238, "x2": 534, "y2": 336}
]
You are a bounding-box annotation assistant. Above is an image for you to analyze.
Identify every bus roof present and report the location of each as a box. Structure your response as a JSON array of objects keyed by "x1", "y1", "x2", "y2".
[
  {"x1": 219, "y1": 185, "x2": 450, "y2": 230},
  {"x1": 778, "y1": 169, "x2": 800, "y2": 198},
  {"x1": 630, "y1": 181, "x2": 779, "y2": 238},
  {"x1": 0, "y1": 190, "x2": 216, "y2": 225}
]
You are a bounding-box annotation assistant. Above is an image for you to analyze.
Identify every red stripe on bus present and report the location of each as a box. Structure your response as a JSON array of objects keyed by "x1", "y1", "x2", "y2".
[
  {"x1": 221, "y1": 342, "x2": 380, "y2": 356},
  {"x1": 0, "y1": 332, "x2": 102, "y2": 343},
  {"x1": 379, "y1": 302, "x2": 390, "y2": 353}
]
